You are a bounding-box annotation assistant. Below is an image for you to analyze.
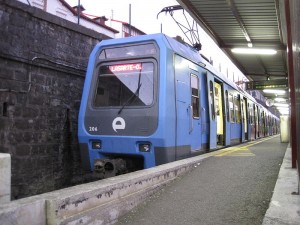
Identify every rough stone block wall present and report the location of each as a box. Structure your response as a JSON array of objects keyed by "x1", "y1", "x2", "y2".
[{"x1": 0, "y1": 0, "x2": 109, "y2": 199}]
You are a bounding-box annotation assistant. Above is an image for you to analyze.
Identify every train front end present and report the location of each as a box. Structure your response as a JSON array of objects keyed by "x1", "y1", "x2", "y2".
[{"x1": 78, "y1": 34, "x2": 171, "y2": 178}]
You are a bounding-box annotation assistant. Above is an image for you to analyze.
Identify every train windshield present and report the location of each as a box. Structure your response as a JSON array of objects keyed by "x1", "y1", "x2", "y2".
[{"x1": 94, "y1": 62, "x2": 154, "y2": 107}]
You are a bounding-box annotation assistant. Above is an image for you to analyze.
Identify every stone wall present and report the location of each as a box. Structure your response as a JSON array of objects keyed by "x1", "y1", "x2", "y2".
[{"x1": 0, "y1": 0, "x2": 108, "y2": 199}]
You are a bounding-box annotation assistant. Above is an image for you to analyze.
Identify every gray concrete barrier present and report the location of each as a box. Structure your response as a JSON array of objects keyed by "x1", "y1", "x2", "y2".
[
  {"x1": 0, "y1": 197, "x2": 46, "y2": 225},
  {"x1": 0, "y1": 154, "x2": 11, "y2": 204},
  {"x1": 0, "y1": 154, "x2": 211, "y2": 225}
]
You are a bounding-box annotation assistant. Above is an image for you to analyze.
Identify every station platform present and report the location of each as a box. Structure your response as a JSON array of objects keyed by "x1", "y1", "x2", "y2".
[
  {"x1": 1, "y1": 135, "x2": 299, "y2": 225},
  {"x1": 114, "y1": 135, "x2": 300, "y2": 225}
]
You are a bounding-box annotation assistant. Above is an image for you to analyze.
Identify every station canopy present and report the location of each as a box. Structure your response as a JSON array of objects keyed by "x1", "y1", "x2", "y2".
[{"x1": 177, "y1": 0, "x2": 288, "y2": 101}]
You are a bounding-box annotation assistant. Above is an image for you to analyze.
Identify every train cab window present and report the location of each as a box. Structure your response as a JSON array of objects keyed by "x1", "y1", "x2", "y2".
[
  {"x1": 234, "y1": 95, "x2": 241, "y2": 123},
  {"x1": 229, "y1": 93, "x2": 234, "y2": 122},
  {"x1": 209, "y1": 81, "x2": 215, "y2": 120},
  {"x1": 191, "y1": 74, "x2": 200, "y2": 118},
  {"x1": 94, "y1": 62, "x2": 154, "y2": 107}
]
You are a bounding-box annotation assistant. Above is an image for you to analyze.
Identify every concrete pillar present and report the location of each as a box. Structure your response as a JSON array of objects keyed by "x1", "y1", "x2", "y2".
[
  {"x1": 0, "y1": 154, "x2": 11, "y2": 204},
  {"x1": 280, "y1": 115, "x2": 290, "y2": 143}
]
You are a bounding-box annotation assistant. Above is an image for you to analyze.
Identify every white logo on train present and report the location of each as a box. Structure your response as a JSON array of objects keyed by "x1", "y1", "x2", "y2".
[{"x1": 112, "y1": 117, "x2": 126, "y2": 132}]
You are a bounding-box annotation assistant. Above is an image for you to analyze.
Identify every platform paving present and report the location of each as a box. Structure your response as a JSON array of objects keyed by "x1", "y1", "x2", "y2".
[
  {"x1": 115, "y1": 136, "x2": 292, "y2": 225},
  {"x1": 263, "y1": 145, "x2": 300, "y2": 225}
]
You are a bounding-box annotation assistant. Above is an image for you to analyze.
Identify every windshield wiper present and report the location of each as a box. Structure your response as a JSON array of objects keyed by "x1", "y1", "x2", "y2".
[
  {"x1": 118, "y1": 82, "x2": 142, "y2": 115},
  {"x1": 118, "y1": 67, "x2": 142, "y2": 115}
]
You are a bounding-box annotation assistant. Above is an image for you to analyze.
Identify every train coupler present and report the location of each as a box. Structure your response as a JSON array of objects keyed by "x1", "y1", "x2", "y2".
[{"x1": 94, "y1": 158, "x2": 127, "y2": 178}]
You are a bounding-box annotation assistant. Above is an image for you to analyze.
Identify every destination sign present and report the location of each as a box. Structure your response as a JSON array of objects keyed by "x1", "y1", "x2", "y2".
[
  {"x1": 245, "y1": 79, "x2": 288, "y2": 90},
  {"x1": 109, "y1": 63, "x2": 142, "y2": 72}
]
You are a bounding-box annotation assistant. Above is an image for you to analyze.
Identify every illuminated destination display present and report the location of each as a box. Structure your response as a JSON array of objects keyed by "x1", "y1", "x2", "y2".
[
  {"x1": 109, "y1": 63, "x2": 142, "y2": 72},
  {"x1": 246, "y1": 79, "x2": 288, "y2": 90}
]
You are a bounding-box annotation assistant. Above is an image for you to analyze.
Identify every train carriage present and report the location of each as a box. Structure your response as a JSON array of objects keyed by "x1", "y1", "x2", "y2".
[{"x1": 78, "y1": 33, "x2": 279, "y2": 177}]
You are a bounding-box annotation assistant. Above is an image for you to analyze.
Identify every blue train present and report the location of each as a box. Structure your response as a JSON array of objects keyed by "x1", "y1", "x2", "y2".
[{"x1": 78, "y1": 33, "x2": 279, "y2": 177}]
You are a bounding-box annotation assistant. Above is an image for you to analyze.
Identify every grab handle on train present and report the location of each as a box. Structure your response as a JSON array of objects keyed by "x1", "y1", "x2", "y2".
[{"x1": 189, "y1": 105, "x2": 193, "y2": 133}]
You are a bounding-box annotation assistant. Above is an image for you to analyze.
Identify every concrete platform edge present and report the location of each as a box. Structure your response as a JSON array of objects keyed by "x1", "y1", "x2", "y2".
[
  {"x1": 263, "y1": 146, "x2": 300, "y2": 225},
  {"x1": 0, "y1": 154, "x2": 211, "y2": 225}
]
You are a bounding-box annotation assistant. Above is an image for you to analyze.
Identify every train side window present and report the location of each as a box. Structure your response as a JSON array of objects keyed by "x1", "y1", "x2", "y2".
[
  {"x1": 209, "y1": 81, "x2": 215, "y2": 120},
  {"x1": 191, "y1": 74, "x2": 200, "y2": 118},
  {"x1": 229, "y1": 93, "x2": 234, "y2": 122},
  {"x1": 235, "y1": 95, "x2": 241, "y2": 123},
  {"x1": 225, "y1": 90, "x2": 229, "y2": 121}
]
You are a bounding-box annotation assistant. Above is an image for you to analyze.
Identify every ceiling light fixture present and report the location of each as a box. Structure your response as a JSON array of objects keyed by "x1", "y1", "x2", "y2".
[
  {"x1": 274, "y1": 103, "x2": 289, "y2": 107},
  {"x1": 263, "y1": 89, "x2": 286, "y2": 94},
  {"x1": 231, "y1": 48, "x2": 277, "y2": 55},
  {"x1": 274, "y1": 97, "x2": 286, "y2": 102}
]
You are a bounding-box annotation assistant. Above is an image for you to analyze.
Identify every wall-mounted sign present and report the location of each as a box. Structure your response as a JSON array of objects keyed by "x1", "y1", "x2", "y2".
[{"x1": 246, "y1": 79, "x2": 288, "y2": 90}]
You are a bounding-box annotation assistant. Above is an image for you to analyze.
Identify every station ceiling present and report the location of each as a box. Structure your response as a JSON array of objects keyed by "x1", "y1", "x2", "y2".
[{"x1": 178, "y1": 0, "x2": 288, "y2": 100}]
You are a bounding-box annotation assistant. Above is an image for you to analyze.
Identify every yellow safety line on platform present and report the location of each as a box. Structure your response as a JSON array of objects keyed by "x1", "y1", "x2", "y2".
[
  {"x1": 214, "y1": 135, "x2": 278, "y2": 157},
  {"x1": 215, "y1": 147, "x2": 254, "y2": 157}
]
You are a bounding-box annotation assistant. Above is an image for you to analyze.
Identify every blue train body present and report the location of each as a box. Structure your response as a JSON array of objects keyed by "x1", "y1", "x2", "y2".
[{"x1": 78, "y1": 33, "x2": 279, "y2": 177}]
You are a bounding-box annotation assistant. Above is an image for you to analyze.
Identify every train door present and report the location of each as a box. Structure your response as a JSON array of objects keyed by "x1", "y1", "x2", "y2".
[
  {"x1": 175, "y1": 69, "x2": 191, "y2": 159},
  {"x1": 254, "y1": 105, "x2": 258, "y2": 138},
  {"x1": 242, "y1": 97, "x2": 248, "y2": 141},
  {"x1": 260, "y1": 109, "x2": 266, "y2": 137},
  {"x1": 258, "y1": 107, "x2": 262, "y2": 137},
  {"x1": 214, "y1": 81, "x2": 225, "y2": 147},
  {"x1": 253, "y1": 104, "x2": 256, "y2": 139},
  {"x1": 240, "y1": 97, "x2": 245, "y2": 142},
  {"x1": 268, "y1": 114, "x2": 271, "y2": 136},
  {"x1": 264, "y1": 112, "x2": 268, "y2": 136},
  {"x1": 207, "y1": 73, "x2": 217, "y2": 150},
  {"x1": 174, "y1": 57, "x2": 202, "y2": 159},
  {"x1": 229, "y1": 93, "x2": 235, "y2": 144},
  {"x1": 224, "y1": 86, "x2": 231, "y2": 146},
  {"x1": 235, "y1": 94, "x2": 242, "y2": 143},
  {"x1": 249, "y1": 102, "x2": 255, "y2": 140},
  {"x1": 190, "y1": 73, "x2": 202, "y2": 151}
]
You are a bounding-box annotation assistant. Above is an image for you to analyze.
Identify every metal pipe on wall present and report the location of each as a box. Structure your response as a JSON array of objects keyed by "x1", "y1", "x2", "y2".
[
  {"x1": 129, "y1": 4, "x2": 131, "y2": 36},
  {"x1": 77, "y1": 0, "x2": 80, "y2": 24}
]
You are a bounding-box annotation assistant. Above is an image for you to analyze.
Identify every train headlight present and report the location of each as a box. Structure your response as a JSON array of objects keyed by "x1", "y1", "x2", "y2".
[
  {"x1": 139, "y1": 143, "x2": 151, "y2": 152},
  {"x1": 92, "y1": 141, "x2": 102, "y2": 149}
]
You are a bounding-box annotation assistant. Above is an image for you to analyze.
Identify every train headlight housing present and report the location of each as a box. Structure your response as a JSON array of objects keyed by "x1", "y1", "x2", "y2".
[
  {"x1": 92, "y1": 141, "x2": 102, "y2": 149},
  {"x1": 139, "y1": 143, "x2": 151, "y2": 152}
]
